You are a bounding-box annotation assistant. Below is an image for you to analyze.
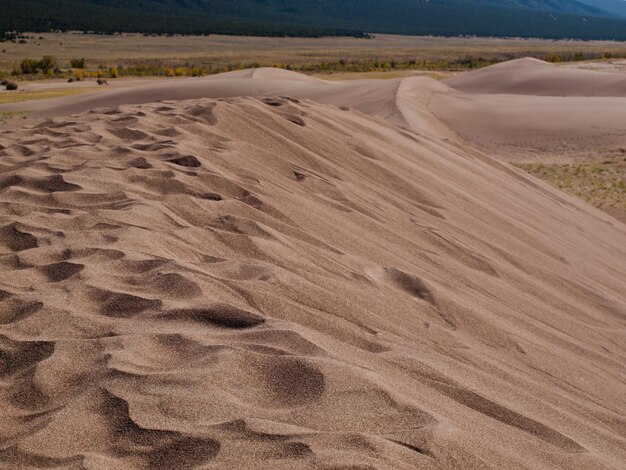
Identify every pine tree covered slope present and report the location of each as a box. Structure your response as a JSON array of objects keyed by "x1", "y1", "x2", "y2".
[{"x1": 3, "y1": 0, "x2": 626, "y2": 39}]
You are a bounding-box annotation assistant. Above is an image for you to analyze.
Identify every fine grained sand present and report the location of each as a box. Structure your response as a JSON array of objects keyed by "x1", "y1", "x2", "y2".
[
  {"x1": 0, "y1": 63, "x2": 625, "y2": 469},
  {"x1": 3, "y1": 62, "x2": 626, "y2": 161},
  {"x1": 443, "y1": 57, "x2": 626, "y2": 97}
]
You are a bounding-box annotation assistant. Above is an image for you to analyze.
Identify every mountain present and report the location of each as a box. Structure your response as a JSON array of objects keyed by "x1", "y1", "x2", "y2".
[
  {"x1": 0, "y1": 0, "x2": 363, "y2": 38},
  {"x1": 3, "y1": 0, "x2": 626, "y2": 40},
  {"x1": 576, "y1": 0, "x2": 626, "y2": 18},
  {"x1": 482, "y1": 0, "x2": 611, "y2": 15}
]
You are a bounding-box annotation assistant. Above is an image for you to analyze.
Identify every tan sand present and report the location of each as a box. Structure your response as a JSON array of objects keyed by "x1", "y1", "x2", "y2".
[
  {"x1": 444, "y1": 57, "x2": 626, "y2": 96},
  {"x1": 430, "y1": 91, "x2": 626, "y2": 161},
  {"x1": 0, "y1": 64, "x2": 624, "y2": 469},
  {"x1": 3, "y1": 63, "x2": 626, "y2": 161}
]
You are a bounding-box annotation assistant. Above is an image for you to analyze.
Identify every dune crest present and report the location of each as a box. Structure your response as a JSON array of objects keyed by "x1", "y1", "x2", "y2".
[
  {"x1": 0, "y1": 95, "x2": 624, "y2": 469},
  {"x1": 444, "y1": 57, "x2": 626, "y2": 96},
  {"x1": 3, "y1": 64, "x2": 626, "y2": 164}
]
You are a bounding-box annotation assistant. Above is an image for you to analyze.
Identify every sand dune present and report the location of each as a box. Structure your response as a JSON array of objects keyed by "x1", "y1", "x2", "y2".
[
  {"x1": 3, "y1": 63, "x2": 626, "y2": 162},
  {"x1": 444, "y1": 57, "x2": 626, "y2": 96},
  {"x1": 437, "y1": 59, "x2": 626, "y2": 160},
  {"x1": 0, "y1": 65, "x2": 625, "y2": 469},
  {"x1": 431, "y1": 91, "x2": 626, "y2": 161},
  {"x1": 0, "y1": 68, "x2": 417, "y2": 128}
]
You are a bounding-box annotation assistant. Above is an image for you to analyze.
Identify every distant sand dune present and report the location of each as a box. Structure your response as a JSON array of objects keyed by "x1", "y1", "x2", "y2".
[
  {"x1": 444, "y1": 57, "x2": 626, "y2": 96},
  {"x1": 431, "y1": 91, "x2": 626, "y2": 161},
  {"x1": 3, "y1": 61, "x2": 626, "y2": 161}
]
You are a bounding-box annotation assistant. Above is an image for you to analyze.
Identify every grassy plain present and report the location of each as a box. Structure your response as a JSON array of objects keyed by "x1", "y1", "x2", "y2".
[
  {"x1": 0, "y1": 110, "x2": 27, "y2": 121},
  {"x1": 516, "y1": 157, "x2": 626, "y2": 221},
  {"x1": 0, "y1": 87, "x2": 100, "y2": 104},
  {"x1": 3, "y1": 32, "x2": 626, "y2": 74}
]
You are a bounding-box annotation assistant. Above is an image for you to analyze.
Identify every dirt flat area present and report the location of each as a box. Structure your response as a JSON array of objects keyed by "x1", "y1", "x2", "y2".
[{"x1": 3, "y1": 33, "x2": 626, "y2": 70}]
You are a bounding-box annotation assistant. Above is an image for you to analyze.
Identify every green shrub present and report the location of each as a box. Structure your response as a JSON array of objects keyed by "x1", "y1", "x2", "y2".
[
  {"x1": 20, "y1": 55, "x2": 58, "y2": 75},
  {"x1": 5, "y1": 82, "x2": 18, "y2": 90},
  {"x1": 39, "y1": 55, "x2": 57, "y2": 74},
  {"x1": 70, "y1": 58, "x2": 85, "y2": 69},
  {"x1": 20, "y1": 58, "x2": 40, "y2": 74}
]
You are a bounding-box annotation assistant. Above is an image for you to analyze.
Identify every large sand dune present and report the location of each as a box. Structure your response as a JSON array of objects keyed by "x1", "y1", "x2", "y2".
[{"x1": 0, "y1": 63, "x2": 625, "y2": 469}]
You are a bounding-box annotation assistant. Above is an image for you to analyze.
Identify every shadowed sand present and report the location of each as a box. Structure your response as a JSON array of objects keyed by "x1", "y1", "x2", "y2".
[{"x1": 0, "y1": 62, "x2": 625, "y2": 469}]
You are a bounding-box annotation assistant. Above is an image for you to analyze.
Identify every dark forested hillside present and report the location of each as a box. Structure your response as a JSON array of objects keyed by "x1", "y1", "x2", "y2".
[
  {"x1": 0, "y1": 0, "x2": 364, "y2": 37},
  {"x1": 3, "y1": 0, "x2": 626, "y2": 40}
]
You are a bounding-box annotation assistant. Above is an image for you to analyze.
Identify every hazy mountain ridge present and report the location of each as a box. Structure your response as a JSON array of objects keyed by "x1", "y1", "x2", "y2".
[
  {"x1": 576, "y1": 0, "x2": 626, "y2": 18},
  {"x1": 483, "y1": 0, "x2": 611, "y2": 15}
]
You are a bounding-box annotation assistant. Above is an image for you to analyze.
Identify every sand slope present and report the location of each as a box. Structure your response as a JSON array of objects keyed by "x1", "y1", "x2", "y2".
[
  {"x1": 0, "y1": 68, "x2": 445, "y2": 135},
  {"x1": 0, "y1": 95, "x2": 625, "y2": 469},
  {"x1": 3, "y1": 64, "x2": 626, "y2": 163},
  {"x1": 430, "y1": 91, "x2": 626, "y2": 161},
  {"x1": 435, "y1": 59, "x2": 626, "y2": 160},
  {"x1": 444, "y1": 58, "x2": 626, "y2": 96}
]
